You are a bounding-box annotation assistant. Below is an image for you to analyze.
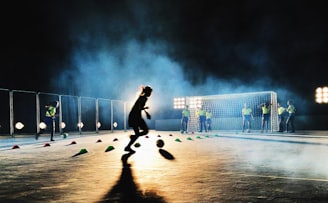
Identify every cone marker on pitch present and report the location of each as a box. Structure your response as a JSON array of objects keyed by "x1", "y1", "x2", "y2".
[
  {"x1": 97, "y1": 139, "x2": 102, "y2": 143},
  {"x1": 134, "y1": 142, "x2": 141, "y2": 147},
  {"x1": 44, "y1": 143, "x2": 51, "y2": 147},
  {"x1": 105, "y1": 145, "x2": 115, "y2": 152},
  {"x1": 175, "y1": 138, "x2": 182, "y2": 142},
  {"x1": 113, "y1": 138, "x2": 118, "y2": 141},
  {"x1": 72, "y1": 148, "x2": 88, "y2": 157},
  {"x1": 196, "y1": 136, "x2": 202, "y2": 139},
  {"x1": 70, "y1": 141, "x2": 77, "y2": 145},
  {"x1": 187, "y1": 137, "x2": 193, "y2": 140},
  {"x1": 12, "y1": 145, "x2": 20, "y2": 149}
]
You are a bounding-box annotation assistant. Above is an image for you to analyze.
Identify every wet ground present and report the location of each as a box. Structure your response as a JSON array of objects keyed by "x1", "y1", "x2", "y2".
[{"x1": 1, "y1": 130, "x2": 328, "y2": 203}]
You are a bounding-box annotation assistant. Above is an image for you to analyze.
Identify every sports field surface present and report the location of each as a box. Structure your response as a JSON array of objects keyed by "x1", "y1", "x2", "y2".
[{"x1": 1, "y1": 130, "x2": 328, "y2": 202}]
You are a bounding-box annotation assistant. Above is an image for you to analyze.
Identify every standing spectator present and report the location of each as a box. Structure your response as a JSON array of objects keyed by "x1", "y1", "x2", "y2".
[
  {"x1": 277, "y1": 102, "x2": 286, "y2": 132},
  {"x1": 206, "y1": 109, "x2": 212, "y2": 132},
  {"x1": 181, "y1": 105, "x2": 190, "y2": 134},
  {"x1": 45, "y1": 101, "x2": 59, "y2": 141},
  {"x1": 197, "y1": 105, "x2": 207, "y2": 132},
  {"x1": 286, "y1": 100, "x2": 296, "y2": 133},
  {"x1": 242, "y1": 103, "x2": 253, "y2": 133},
  {"x1": 259, "y1": 102, "x2": 271, "y2": 133}
]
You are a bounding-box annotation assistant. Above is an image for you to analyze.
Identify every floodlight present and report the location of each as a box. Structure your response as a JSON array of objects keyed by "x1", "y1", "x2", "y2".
[
  {"x1": 315, "y1": 86, "x2": 328, "y2": 104},
  {"x1": 173, "y1": 97, "x2": 185, "y2": 109}
]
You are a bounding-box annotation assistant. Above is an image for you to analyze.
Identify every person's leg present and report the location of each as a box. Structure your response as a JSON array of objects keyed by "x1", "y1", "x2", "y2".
[{"x1": 124, "y1": 127, "x2": 139, "y2": 152}]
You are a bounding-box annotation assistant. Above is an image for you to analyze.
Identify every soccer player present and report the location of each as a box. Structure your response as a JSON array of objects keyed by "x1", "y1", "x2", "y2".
[
  {"x1": 124, "y1": 85, "x2": 153, "y2": 153},
  {"x1": 259, "y1": 102, "x2": 271, "y2": 133},
  {"x1": 181, "y1": 105, "x2": 190, "y2": 134},
  {"x1": 242, "y1": 103, "x2": 253, "y2": 133},
  {"x1": 277, "y1": 102, "x2": 286, "y2": 132},
  {"x1": 286, "y1": 100, "x2": 296, "y2": 133}
]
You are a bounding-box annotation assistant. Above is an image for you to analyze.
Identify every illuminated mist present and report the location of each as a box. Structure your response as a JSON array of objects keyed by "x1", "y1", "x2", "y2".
[{"x1": 51, "y1": 1, "x2": 308, "y2": 115}]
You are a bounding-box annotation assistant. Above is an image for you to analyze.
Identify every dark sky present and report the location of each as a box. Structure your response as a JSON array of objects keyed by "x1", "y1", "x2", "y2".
[{"x1": 1, "y1": 0, "x2": 328, "y2": 114}]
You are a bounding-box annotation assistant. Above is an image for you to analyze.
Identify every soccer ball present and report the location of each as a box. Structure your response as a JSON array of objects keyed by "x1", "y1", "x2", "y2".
[
  {"x1": 62, "y1": 133, "x2": 68, "y2": 139},
  {"x1": 156, "y1": 139, "x2": 164, "y2": 148}
]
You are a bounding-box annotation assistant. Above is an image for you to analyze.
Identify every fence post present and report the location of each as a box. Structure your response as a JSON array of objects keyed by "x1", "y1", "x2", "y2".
[{"x1": 9, "y1": 91, "x2": 14, "y2": 137}]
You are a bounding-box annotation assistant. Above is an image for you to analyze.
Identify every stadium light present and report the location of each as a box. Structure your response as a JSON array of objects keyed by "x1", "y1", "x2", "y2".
[
  {"x1": 315, "y1": 87, "x2": 328, "y2": 104},
  {"x1": 173, "y1": 97, "x2": 185, "y2": 109},
  {"x1": 189, "y1": 97, "x2": 202, "y2": 109}
]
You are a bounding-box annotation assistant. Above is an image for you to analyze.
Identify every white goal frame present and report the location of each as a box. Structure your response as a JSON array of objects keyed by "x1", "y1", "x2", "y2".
[{"x1": 184, "y1": 91, "x2": 278, "y2": 133}]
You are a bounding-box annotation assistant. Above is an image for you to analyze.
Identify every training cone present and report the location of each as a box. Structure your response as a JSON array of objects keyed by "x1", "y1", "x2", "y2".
[
  {"x1": 215, "y1": 134, "x2": 219, "y2": 137},
  {"x1": 12, "y1": 145, "x2": 20, "y2": 149},
  {"x1": 157, "y1": 134, "x2": 161, "y2": 137},
  {"x1": 44, "y1": 143, "x2": 51, "y2": 147},
  {"x1": 134, "y1": 142, "x2": 141, "y2": 147},
  {"x1": 169, "y1": 134, "x2": 173, "y2": 136},
  {"x1": 187, "y1": 137, "x2": 193, "y2": 140},
  {"x1": 72, "y1": 148, "x2": 88, "y2": 157},
  {"x1": 145, "y1": 135, "x2": 149, "y2": 138},
  {"x1": 70, "y1": 141, "x2": 77, "y2": 145},
  {"x1": 196, "y1": 136, "x2": 202, "y2": 139},
  {"x1": 97, "y1": 139, "x2": 102, "y2": 143},
  {"x1": 113, "y1": 138, "x2": 118, "y2": 141},
  {"x1": 175, "y1": 138, "x2": 182, "y2": 142},
  {"x1": 105, "y1": 145, "x2": 115, "y2": 152},
  {"x1": 205, "y1": 135, "x2": 210, "y2": 138}
]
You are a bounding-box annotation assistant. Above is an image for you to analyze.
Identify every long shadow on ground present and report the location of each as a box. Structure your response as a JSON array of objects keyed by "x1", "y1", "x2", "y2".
[{"x1": 99, "y1": 152, "x2": 167, "y2": 203}]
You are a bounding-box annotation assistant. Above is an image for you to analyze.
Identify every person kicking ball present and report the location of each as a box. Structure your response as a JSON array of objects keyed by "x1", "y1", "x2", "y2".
[{"x1": 124, "y1": 85, "x2": 153, "y2": 153}]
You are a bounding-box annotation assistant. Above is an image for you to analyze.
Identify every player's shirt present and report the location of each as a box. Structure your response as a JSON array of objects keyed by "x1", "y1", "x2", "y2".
[
  {"x1": 182, "y1": 109, "x2": 190, "y2": 118},
  {"x1": 278, "y1": 107, "x2": 285, "y2": 115},
  {"x1": 262, "y1": 106, "x2": 270, "y2": 114},
  {"x1": 242, "y1": 108, "x2": 252, "y2": 116},
  {"x1": 287, "y1": 105, "x2": 296, "y2": 114}
]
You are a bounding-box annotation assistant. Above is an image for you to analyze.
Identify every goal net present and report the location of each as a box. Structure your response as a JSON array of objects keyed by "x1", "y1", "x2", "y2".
[{"x1": 183, "y1": 91, "x2": 278, "y2": 133}]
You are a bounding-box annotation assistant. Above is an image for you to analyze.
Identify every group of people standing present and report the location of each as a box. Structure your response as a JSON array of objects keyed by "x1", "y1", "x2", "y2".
[
  {"x1": 181, "y1": 100, "x2": 296, "y2": 134},
  {"x1": 242, "y1": 100, "x2": 296, "y2": 133},
  {"x1": 181, "y1": 105, "x2": 212, "y2": 134}
]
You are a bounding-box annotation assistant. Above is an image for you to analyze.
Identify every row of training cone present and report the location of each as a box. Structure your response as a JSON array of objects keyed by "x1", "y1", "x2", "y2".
[
  {"x1": 11, "y1": 137, "x2": 121, "y2": 149},
  {"x1": 72, "y1": 145, "x2": 115, "y2": 157}
]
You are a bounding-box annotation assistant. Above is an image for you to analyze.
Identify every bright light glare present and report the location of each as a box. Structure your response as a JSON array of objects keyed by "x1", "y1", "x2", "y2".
[
  {"x1": 315, "y1": 86, "x2": 328, "y2": 104},
  {"x1": 39, "y1": 122, "x2": 47, "y2": 129},
  {"x1": 189, "y1": 97, "x2": 202, "y2": 109},
  {"x1": 77, "y1": 122, "x2": 84, "y2": 128},
  {"x1": 15, "y1": 122, "x2": 24, "y2": 130},
  {"x1": 173, "y1": 97, "x2": 185, "y2": 109}
]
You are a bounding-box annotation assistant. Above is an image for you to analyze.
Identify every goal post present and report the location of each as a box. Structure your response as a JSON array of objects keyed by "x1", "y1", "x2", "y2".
[{"x1": 183, "y1": 91, "x2": 278, "y2": 133}]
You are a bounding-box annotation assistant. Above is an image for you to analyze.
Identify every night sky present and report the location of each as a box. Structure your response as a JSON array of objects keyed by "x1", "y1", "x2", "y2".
[{"x1": 2, "y1": 0, "x2": 328, "y2": 115}]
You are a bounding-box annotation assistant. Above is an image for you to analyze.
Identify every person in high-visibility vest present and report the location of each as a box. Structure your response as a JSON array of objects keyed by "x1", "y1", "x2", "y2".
[
  {"x1": 197, "y1": 105, "x2": 207, "y2": 132},
  {"x1": 45, "y1": 101, "x2": 59, "y2": 141},
  {"x1": 206, "y1": 109, "x2": 212, "y2": 131},
  {"x1": 286, "y1": 100, "x2": 296, "y2": 133},
  {"x1": 242, "y1": 103, "x2": 254, "y2": 133},
  {"x1": 277, "y1": 102, "x2": 286, "y2": 132},
  {"x1": 181, "y1": 105, "x2": 190, "y2": 134},
  {"x1": 259, "y1": 102, "x2": 271, "y2": 133}
]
